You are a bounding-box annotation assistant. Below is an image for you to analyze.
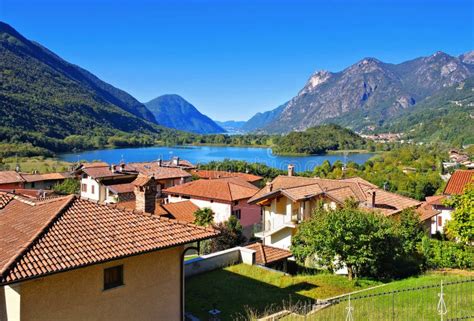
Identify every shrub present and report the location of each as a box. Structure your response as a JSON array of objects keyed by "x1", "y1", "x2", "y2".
[{"x1": 421, "y1": 237, "x2": 474, "y2": 269}]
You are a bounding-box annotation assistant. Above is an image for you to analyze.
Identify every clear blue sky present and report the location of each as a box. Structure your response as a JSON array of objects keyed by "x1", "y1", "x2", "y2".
[{"x1": 1, "y1": 0, "x2": 473, "y2": 121}]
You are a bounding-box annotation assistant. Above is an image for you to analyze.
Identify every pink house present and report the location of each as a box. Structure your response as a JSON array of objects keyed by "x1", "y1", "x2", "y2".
[{"x1": 163, "y1": 177, "x2": 261, "y2": 237}]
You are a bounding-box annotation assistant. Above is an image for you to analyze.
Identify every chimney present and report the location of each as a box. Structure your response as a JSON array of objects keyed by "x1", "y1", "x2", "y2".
[
  {"x1": 173, "y1": 156, "x2": 180, "y2": 166},
  {"x1": 133, "y1": 175, "x2": 157, "y2": 213},
  {"x1": 158, "y1": 158, "x2": 162, "y2": 167},
  {"x1": 110, "y1": 164, "x2": 115, "y2": 173},
  {"x1": 119, "y1": 162, "x2": 125, "y2": 172},
  {"x1": 266, "y1": 181, "x2": 273, "y2": 192},
  {"x1": 368, "y1": 190, "x2": 376, "y2": 208},
  {"x1": 288, "y1": 164, "x2": 295, "y2": 177}
]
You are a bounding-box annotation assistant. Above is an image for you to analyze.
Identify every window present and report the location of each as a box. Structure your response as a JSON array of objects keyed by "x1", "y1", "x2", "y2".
[
  {"x1": 104, "y1": 265, "x2": 123, "y2": 290},
  {"x1": 91, "y1": 185, "x2": 95, "y2": 194},
  {"x1": 232, "y1": 209, "x2": 241, "y2": 219},
  {"x1": 81, "y1": 184, "x2": 87, "y2": 193},
  {"x1": 31, "y1": 182, "x2": 35, "y2": 188},
  {"x1": 437, "y1": 216, "x2": 443, "y2": 227}
]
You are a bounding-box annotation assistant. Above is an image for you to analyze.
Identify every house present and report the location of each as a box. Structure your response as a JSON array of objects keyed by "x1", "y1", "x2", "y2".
[
  {"x1": 245, "y1": 242, "x2": 292, "y2": 271},
  {"x1": 77, "y1": 161, "x2": 192, "y2": 203},
  {"x1": 0, "y1": 171, "x2": 24, "y2": 189},
  {"x1": 21, "y1": 172, "x2": 69, "y2": 190},
  {"x1": 248, "y1": 166, "x2": 421, "y2": 250},
  {"x1": 190, "y1": 169, "x2": 263, "y2": 186},
  {"x1": 163, "y1": 177, "x2": 261, "y2": 236},
  {"x1": 0, "y1": 177, "x2": 217, "y2": 321},
  {"x1": 417, "y1": 169, "x2": 473, "y2": 235}
]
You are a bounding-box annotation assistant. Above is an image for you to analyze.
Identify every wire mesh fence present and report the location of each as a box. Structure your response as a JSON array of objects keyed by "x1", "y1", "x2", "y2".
[{"x1": 261, "y1": 278, "x2": 473, "y2": 321}]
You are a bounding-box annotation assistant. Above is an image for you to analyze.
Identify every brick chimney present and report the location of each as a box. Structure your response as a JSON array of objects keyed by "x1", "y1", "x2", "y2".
[
  {"x1": 367, "y1": 190, "x2": 376, "y2": 208},
  {"x1": 133, "y1": 175, "x2": 157, "y2": 213},
  {"x1": 173, "y1": 156, "x2": 180, "y2": 166},
  {"x1": 266, "y1": 181, "x2": 273, "y2": 192},
  {"x1": 288, "y1": 164, "x2": 295, "y2": 177}
]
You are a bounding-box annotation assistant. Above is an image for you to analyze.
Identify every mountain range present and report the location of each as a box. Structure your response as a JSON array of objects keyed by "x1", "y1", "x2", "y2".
[{"x1": 245, "y1": 50, "x2": 474, "y2": 133}]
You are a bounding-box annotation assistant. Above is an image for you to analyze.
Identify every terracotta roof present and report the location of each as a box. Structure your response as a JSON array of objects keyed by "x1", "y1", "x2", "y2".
[
  {"x1": 106, "y1": 183, "x2": 135, "y2": 194},
  {"x1": 80, "y1": 162, "x2": 109, "y2": 168},
  {"x1": 249, "y1": 175, "x2": 420, "y2": 216},
  {"x1": 190, "y1": 170, "x2": 263, "y2": 183},
  {"x1": 162, "y1": 159, "x2": 195, "y2": 169},
  {"x1": 0, "y1": 192, "x2": 217, "y2": 285},
  {"x1": 245, "y1": 243, "x2": 292, "y2": 265},
  {"x1": 163, "y1": 201, "x2": 200, "y2": 223},
  {"x1": 127, "y1": 162, "x2": 191, "y2": 179},
  {"x1": 0, "y1": 189, "x2": 56, "y2": 200},
  {"x1": 164, "y1": 177, "x2": 259, "y2": 202},
  {"x1": 417, "y1": 202, "x2": 441, "y2": 221},
  {"x1": 0, "y1": 171, "x2": 25, "y2": 184},
  {"x1": 21, "y1": 172, "x2": 68, "y2": 182},
  {"x1": 118, "y1": 199, "x2": 170, "y2": 216},
  {"x1": 444, "y1": 170, "x2": 473, "y2": 195},
  {"x1": 81, "y1": 166, "x2": 126, "y2": 179},
  {"x1": 132, "y1": 174, "x2": 155, "y2": 187}
]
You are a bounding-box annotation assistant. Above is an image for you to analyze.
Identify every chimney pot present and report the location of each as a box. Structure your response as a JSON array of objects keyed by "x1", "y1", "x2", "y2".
[
  {"x1": 288, "y1": 164, "x2": 295, "y2": 177},
  {"x1": 266, "y1": 181, "x2": 273, "y2": 192}
]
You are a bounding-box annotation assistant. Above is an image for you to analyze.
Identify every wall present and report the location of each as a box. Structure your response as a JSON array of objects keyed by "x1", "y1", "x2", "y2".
[
  {"x1": 80, "y1": 176, "x2": 101, "y2": 202},
  {"x1": 185, "y1": 247, "x2": 255, "y2": 278},
  {"x1": 232, "y1": 199, "x2": 261, "y2": 228},
  {"x1": 7, "y1": 247, "x2": 183, "y2": 321},
  {"x1": 430, "y1": 208, "x2": 453, "y2": 235},
  {"x1": 168, "y1": 195, "x2": 231, "y2": 223},
  {"x1": 0, "y1": 183, "x2": 24, "y2": 189},
  {"x1": 24, "y1": 180, "x2": 63, "y2": 190}
]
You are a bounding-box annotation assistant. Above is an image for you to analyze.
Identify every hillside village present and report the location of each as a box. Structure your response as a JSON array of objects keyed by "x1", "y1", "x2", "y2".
[{"x1": 0, "y1": 154, "x2": 472, "y2": 320}]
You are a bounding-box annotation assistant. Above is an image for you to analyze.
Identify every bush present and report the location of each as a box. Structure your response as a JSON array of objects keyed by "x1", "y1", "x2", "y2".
[
  {"x1": 421, "y1": 237, "x2": 474, "y2": 269},
  {"x1": 53, "y1": 178, "x2": 80, "y2": 195}
]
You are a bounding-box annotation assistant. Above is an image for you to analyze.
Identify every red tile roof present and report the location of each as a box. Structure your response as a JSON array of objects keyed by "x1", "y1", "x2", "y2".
[
  {"x1": 444, "y1": 170, "x2": 473, "y2": 195},
  {"x1": 164, "y1": 177, "x2": 259, "y2": 202},
  {"x1": 245, "y1": 243, "x2": 292, "y2": 265},
  {"x1": 162, "y1": 201, "x2": 200, "y2": 223},
  {"x1": 190, "y1": 170, "x2": 263, "y2": 183},
  {"x1": 81, "y1": 166, "x2": 126, "y2": 179},
  {"x1": 0, "y1": 171, "x2": 25, "y2": 184},
  {"x1": 127, "y1": 162, "x2": 191, "y2": 179},
  {"x1": 249, "y1": 175, "x2": 420, "y2": 216},
  {"x1": 21, "y1": 172, "x2": 68, "y2": 182},
  {"x1": 0, "y1": 192, "x2": 217, "y2": 285},
  {"x1": 105, "y1": 183, "x2": 135, "y2": 195}
]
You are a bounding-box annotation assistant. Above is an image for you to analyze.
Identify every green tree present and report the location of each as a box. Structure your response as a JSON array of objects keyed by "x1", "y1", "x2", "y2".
[
  {"x1": 193, "y1": 208, "x2": 214, "y2": 227},
  {"x1": 444, "y1": 185, "x2": 474, "y2": 243},
  {"x1": 291, "y1": 207, "x2": 399, "y2": 280},
  {"x1": 204, "y1": 216, "x2": 246, "y2": 254},
  {"x1": 53, "y1": 178, "x2": 80, "y2": 195}
]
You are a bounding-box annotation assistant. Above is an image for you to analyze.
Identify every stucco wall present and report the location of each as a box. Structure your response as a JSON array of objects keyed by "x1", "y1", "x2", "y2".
[
  {"x1": 80, "y1": 176, "x2": 101, "y2": 201},
  {"x1": 168, "y1": 196, "x2": 231, "y2": 223},
  {"x1": 232, "y1": 199, "x2": 261, "y2": 227},
  {"x1": 15, "y1": 246, "x2": 183, "y2": 321},
  {"x1": 430, "y1": 209, "x2": 452, "y2": 235}
]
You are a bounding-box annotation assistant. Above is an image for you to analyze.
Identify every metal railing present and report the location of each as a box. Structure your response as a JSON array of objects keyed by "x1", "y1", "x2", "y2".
[{"x1": 257, "y1": 278, "x2": 473, "y2": 321}]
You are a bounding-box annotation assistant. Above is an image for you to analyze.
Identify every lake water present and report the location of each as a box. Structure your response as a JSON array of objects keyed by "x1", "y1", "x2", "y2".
[{"x1": 59, "y1": 146, "x2": 374, "y2": 172}]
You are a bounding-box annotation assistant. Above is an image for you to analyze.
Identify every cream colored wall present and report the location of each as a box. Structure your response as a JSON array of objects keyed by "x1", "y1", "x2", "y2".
[{"x1": 17, "y1": 246, "x2": 183, "y2": 321}]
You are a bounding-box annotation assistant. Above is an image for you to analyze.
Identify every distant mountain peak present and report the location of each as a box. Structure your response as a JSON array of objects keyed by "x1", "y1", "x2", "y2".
[
  {"x1": 145, "y1": 94, "x2": 225, "y2": 134},
  {"x1": 460, "y1": 50, "x2": 474, "y2": 64}
]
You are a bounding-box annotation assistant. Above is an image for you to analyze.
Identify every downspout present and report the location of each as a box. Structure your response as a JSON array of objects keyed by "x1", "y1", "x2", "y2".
[{"x1": 180, "y1": 243, "x2": 199, "y2": 321}]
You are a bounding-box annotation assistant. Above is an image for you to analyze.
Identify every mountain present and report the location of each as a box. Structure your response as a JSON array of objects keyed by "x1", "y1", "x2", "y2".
[
  {"x1": 242, "y1": 102, "x2": 287, "y2": 132},
  {"x1": 215, "y1": 120, "x2": 247, "y2": 134},
  {"x1": 145, "y1": 94, "x2": 225, "y2": 134},
  {"x1": 259, "y1": 51, "x2": 473, "y2": 133},
  {"x1": 382, "y1": 77, "x2": 474, "y2": 145},
  {"x1": 0, "y1": 21, "x2": 163, "y2": 142}
]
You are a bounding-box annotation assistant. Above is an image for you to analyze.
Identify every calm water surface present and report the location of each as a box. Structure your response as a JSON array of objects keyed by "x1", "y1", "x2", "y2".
[{"x1": 59, "y1": 146, "x2": 373, "y2": 172}]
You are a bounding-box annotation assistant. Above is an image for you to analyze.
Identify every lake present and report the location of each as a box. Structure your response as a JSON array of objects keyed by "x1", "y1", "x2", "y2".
[{"x1": 59, "y1": 146, "x2": 374, "y2": 172}]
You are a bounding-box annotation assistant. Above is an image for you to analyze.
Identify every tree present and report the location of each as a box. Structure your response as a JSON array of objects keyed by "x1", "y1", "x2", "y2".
[
  {"x1": 193, "y1": 208, "x2": 214, "y2": 227},
  {"x1": 53, "y1": 178, "x2": 80, "y2": 195},
  {"x1": 291, "y1": 207, "x2": 399, "y2": 280},
  {"x1": 444, "y1": 185, "x2": 474, "y2": 244},
  {"x1": 203, "y1": 215, "x2": 246, "y2": 254}
]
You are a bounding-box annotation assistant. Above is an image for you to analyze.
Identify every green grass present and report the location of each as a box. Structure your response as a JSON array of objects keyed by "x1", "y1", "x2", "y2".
[
  {"x1": 184, "y1": 254, "x2": 199, "y2": 261},
  {"x1": 185, "y1": 264, "x2": 380, "y2": 320},
  {"x1": 281, "y1": 271, "x2": 474, "y2": 321},
  {"x1": 1, "y1": 156, "x2": 72, "y2": 173}
]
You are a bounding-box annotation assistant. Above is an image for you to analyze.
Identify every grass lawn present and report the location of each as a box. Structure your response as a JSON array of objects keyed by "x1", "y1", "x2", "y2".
[
  {"x1": 185, "y1": 264, "x2": 380, "y2": 320},
  {"x1": 184, "y1": 254, "x2": 199, "y2": 261},
  {"x1": 283, "y1": 270, "x2": 474, "y2": 321},
  {"x1": 1, "y1": 156, "x2": 72, "y2": 173}
]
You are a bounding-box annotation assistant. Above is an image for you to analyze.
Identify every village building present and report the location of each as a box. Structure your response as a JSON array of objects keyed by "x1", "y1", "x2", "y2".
[
  {"x1": 0, "y1": 176, "x2": 217, "y2": 321},
  {"x1": 163, "y1": 177, "x2": 261, "y2": 236},
  {"x1": 0, "y1": 171, "x2": 25, "y2": 189},
  {"x1": 417, "y1": 169, "x2": 473, "y2": 235},
  {"x1": 77, "y1": 161, "x2": 191, "y2": 203},
  {"x1": 190, "y1": 169, "x2": 263, "y2": 186},
  {"x1": 0, "y1": 171, "x2": 69, "y2": 191},
  {"x1": 248, "y1": 166, "x2": 421, "y2": 250}
]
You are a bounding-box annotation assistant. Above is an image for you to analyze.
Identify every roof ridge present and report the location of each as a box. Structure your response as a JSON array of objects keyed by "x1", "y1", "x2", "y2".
[{"x1": 0, "y1": 194, "x2": 76, "y2": 278}]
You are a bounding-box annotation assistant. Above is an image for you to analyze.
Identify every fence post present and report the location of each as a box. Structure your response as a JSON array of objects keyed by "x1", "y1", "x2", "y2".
[
  {"x1": 437, "y1": 280, "x2": 447, "y2": 321},
  {"x1": 345, "y1": 294, "x2": 354, "y2": 321}
]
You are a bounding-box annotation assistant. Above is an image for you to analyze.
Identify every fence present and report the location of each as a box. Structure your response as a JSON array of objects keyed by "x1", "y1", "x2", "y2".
[{"x1": 259, "y1": 278, "x2": 473, "y2": 321}]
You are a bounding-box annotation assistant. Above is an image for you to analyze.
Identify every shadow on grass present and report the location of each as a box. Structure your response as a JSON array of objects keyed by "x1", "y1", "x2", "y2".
[{"x1": 186, "y1": 269, "x2": 316, "y2": 320}]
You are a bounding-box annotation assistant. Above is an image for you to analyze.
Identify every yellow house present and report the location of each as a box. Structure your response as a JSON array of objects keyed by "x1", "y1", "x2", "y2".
[{"x1": 0, "y1": 176, "x2": 217, "y2": 321}]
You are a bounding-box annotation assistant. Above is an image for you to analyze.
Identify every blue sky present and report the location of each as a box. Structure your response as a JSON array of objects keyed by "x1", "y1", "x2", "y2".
[{"x1": 1, "y1": 0, "x2": 473, "y2": 121}]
